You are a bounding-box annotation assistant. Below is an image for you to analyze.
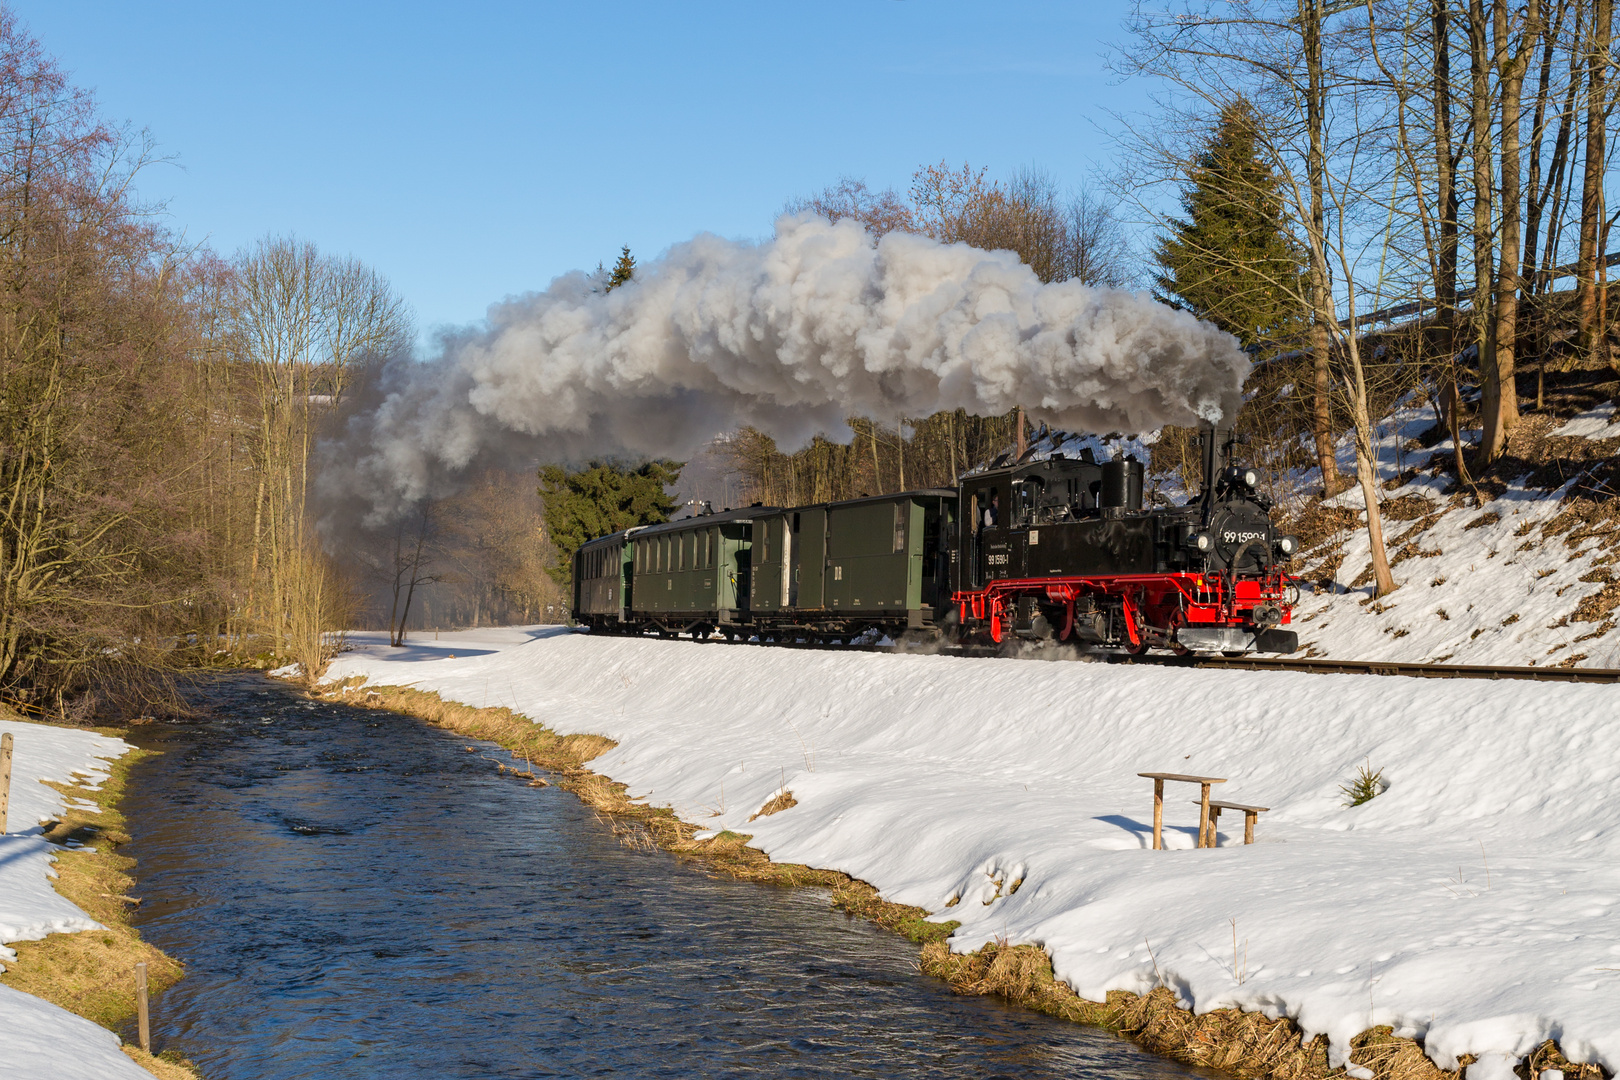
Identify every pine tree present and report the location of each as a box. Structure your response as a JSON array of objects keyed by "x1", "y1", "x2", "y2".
[
  {"x1": 606, "y1": 245, "x2": 636, "y2": 291},
  {"x1": 1154, "y1": 101, "x2": 1307, "y2": 352},
  {"x1": 537, "y1": 459, "x2": 681, "y2": 584}
]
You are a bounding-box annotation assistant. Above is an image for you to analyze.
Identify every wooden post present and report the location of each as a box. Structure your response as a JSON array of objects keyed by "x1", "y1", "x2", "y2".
[
  {"x1": 0, "y1": 731, "x2": 12, "y2": 835},
  {"x1": 1244, "y1": 810, "x2": 1258, "y2": 845},
  {"x1": 1198, "y1": 782, "x2": 1212, "y2": 848},
  {"x1": 1207, "y1": 804, "x2": 1222, "y2": 848},
  {"x1": 135, "y1": 961, "x2": 150, "y2": 1054},
  {"x1": 1152, "y1": 778, "x2": 1164, "y2": 850}
]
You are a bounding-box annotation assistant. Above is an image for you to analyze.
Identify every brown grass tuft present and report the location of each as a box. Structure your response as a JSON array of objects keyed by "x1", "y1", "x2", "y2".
[{"x1": 748, "y1": 790, "x2": 797, "y2": 821}]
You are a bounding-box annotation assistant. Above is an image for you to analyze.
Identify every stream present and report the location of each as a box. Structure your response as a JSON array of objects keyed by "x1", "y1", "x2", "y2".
[{"x1": 120, "y1": 674, "x2": 1198, "y2": 1079}]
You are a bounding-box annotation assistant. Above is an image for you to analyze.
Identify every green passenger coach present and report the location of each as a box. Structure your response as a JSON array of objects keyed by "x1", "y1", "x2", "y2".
[
  {"x1": 572, "y1": 529, "x2": 637, "y2": 624},
  {"x1": 569, "y1": 492, "x2": 956, "y2": 642},
  {"x1": 623, "y1": 507, "x2": 774, "y2": 636},
  {"x1": 749, "y1": 489, "x2": 956, "y2": 640}
]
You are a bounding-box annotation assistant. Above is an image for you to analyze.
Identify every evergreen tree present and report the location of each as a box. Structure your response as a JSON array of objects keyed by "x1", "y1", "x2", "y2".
[
  {"x1": 537, "y1": 459, "x2": 681, "y2": 584},
  {"x1": 606, "y1": 245, "x2": 636, "y2": 291},
  {"x1": 1154, "y1": 101, "x2": 1307, "y2": 351}
]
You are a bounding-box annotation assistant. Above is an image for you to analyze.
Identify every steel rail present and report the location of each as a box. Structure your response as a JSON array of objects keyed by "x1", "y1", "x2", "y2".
[{"x1": 1182, "y1": 654, "x2": 1620, "y2": 683}]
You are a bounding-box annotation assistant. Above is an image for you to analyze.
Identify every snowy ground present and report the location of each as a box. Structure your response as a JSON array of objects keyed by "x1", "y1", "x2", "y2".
[
  {"x1": 1290, "y1": 401, "x2": 1620, "y2": 668},
  {"x1": 328, "y1": 626, "x2": 1620, "y2": 1077},
  {"x1": 0, "y1": 718, "x2": 154, "y2": 1079}
]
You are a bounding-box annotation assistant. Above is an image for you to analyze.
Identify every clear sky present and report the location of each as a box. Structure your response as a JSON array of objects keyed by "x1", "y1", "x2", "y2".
[{"x1": 11, "y1": 1, "x2": 1157, "y2": 339}]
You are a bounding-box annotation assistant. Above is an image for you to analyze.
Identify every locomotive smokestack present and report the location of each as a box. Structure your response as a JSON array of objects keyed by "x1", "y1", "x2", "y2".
[{"x1": 1199, "y1": 424, "x2": 1235, "y2": 509}]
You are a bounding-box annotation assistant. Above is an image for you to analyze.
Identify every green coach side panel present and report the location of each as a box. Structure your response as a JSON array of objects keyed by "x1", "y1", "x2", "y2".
[
  {"x1": 825, "y1": 498, "x2": 911, "y2": 612},
  {"x1": 629, "y1": 509, "x2": 770, "y2": 622}
]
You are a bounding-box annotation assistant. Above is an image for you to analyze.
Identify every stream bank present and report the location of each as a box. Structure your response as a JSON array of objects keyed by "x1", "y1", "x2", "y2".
[{"x1": 0, "y1": 712, "x2": 199, "y2": 1080}]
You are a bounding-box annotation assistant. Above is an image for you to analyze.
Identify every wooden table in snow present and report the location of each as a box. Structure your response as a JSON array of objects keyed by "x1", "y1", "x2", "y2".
[
  {"x1": 1138, "y1": 772, "x2": 1226, "y2": 850},
  {"x1": 1207, "y1": 800, "x2": 1270, "y2": 845}
]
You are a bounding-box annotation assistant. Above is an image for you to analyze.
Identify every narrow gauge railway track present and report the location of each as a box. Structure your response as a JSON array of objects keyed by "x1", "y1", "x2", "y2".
[
  {"x1": 668, "y1": 631, "x2": 1620, "y2": 683},
  {"x1": 1183, "y1": 653, "x2": 1620, "y2": 683}
]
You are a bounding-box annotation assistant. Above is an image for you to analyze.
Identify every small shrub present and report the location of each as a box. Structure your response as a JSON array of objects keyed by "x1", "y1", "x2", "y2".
[{"x1": 1340, "y1": 760, "x2": 1386, "y2": 807}]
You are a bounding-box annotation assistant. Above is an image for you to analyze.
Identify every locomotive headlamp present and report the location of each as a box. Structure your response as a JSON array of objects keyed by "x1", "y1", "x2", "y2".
[
  {"x1": 1191, "y1": 531, "x2": 1213, "y2": 553},
  {"x1": 1276, "y1": 534, "x2": 1300, "y2": 556},
  {"x1": 1241, "y1": 468, "x2": 1259, "y2": 488}
]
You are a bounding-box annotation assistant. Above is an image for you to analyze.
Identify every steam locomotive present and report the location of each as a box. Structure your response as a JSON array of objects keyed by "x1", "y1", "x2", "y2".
[{"x1": 572, "y1": 426, "x2": 1300, "y2": 655}]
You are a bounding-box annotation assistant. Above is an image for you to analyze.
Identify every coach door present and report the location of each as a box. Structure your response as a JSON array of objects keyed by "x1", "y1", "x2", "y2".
[
  {"x1": 751, "y1": 517, "x2": 785, "y2": 612},
  {"x1": 793, "y1": 509, "x2": 827, "y2": 610}
]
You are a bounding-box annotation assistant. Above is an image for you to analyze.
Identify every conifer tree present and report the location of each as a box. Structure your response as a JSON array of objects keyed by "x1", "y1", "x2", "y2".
[
  {"x1": 1154, "y1": 101, "x2": 1307, "y2": 352},
  {"x1": 606, "y1": 245, "x2": 636, "y2": 291},
  {"x1": 537, "y1": 460, "x2": 681, "y2": 584}
]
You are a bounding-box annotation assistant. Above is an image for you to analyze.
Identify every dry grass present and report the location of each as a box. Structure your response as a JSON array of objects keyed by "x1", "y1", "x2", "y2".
[
  {"x1": 341, "y1": 682, "x2": 1608, "y2": 1080},
  {"x1": 0, "y1": 715, "x2": 200, "y2": 1079},
  {"x1": 748, "y1": 789, "x2": 797, "y2": 821}
]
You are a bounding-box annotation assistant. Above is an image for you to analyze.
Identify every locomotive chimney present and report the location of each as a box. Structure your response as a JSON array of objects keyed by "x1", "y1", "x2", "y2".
[{"x1": 1199, "y1": 424, "x2": 1235, "y2": 508}]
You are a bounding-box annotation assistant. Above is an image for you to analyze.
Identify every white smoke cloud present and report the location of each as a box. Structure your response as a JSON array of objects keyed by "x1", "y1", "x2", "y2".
[{"x1": 319, "y1": 214, "x2": 1248, "y2": 529}]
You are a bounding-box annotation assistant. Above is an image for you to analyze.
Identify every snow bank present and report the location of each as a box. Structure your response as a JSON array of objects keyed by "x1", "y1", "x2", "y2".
[
  {"x1": 0, "y1": 718, "x2": 151, "y2": 1080},
  {"x1": 1552, "y1": 402, "x2": 1620, "y2": 441},
  {"x1": 1291, "y1": 404, "x2": 1620, "y2": 667},
  {"x1": 328, "y1": 627, "x2": 1620, "y2": 1074},
  {"x1": 0, "y1": 984, "x2": 154, "y2": 1080}
]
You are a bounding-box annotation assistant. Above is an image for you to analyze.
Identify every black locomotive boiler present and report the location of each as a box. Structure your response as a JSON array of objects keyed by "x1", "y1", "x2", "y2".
[{"x1": 572, "y1": 425, "x2": 1299, "y2": 655}]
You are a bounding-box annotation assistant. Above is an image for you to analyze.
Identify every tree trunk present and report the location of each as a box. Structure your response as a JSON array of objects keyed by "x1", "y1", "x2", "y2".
[
  {"x1": 1576, "y1": 0, "x2": 1614, "y2": 360},
  {"x1": 1467, "y1": 0, "x2": 1496, "y2": 454},
  {"x1": 1345, "y1": 335, "x2": 1398, "y2": 597},
  {"x1": 1481, "y1": 0, "x2": 1539, "y2": 463},
  {"x1": 896, "y1": 419, "x2": 906, "y2": 489},
  {"x1": 1433, "y1": 0, "x2": 1475, "y2": 484},
  {"x1": 1303, "y1": 0, "x2": 1346, "y2": 496}
]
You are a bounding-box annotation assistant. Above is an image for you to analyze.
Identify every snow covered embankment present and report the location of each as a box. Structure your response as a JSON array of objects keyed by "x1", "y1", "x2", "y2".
[
  {"x1": 329, "y1": 627, "x2": 1620, "y2": 1077},
  {"x1": 0, "y1": 718, "x2": 156, "y2": 1080},
  {"x1": 1293, "y1": 401, "x2": 1620, "y2": 667}
]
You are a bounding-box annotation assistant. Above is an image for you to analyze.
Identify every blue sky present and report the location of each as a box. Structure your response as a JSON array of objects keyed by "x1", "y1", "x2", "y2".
[{"x1": 13, "y1": 1, "x2": 1157, "y2": 338}]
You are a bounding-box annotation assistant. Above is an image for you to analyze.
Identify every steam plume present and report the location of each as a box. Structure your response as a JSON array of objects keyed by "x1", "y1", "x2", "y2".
[{"x1": 318, "y1": 215, "x2": 1248, "y2": 529}]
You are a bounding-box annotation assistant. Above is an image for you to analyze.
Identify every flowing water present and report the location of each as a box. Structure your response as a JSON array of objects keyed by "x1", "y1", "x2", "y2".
[{"x1": 122, "y1": 674, "x2": 1197, "y2": 1080}]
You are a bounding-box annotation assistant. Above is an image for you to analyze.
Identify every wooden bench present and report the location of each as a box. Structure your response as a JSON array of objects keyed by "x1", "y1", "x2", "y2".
[
  {"x1": 1206, "y1": 800, "x2": 1270, "y2": 846},
  {"x1": 1138, "y1": 772, "x2": 1226, "y2": 850}
]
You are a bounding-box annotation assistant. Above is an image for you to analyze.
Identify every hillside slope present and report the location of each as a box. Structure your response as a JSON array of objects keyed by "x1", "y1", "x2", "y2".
[{"x1": 1291, "y1": 398, "x2": 1620, "y2": 667}]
